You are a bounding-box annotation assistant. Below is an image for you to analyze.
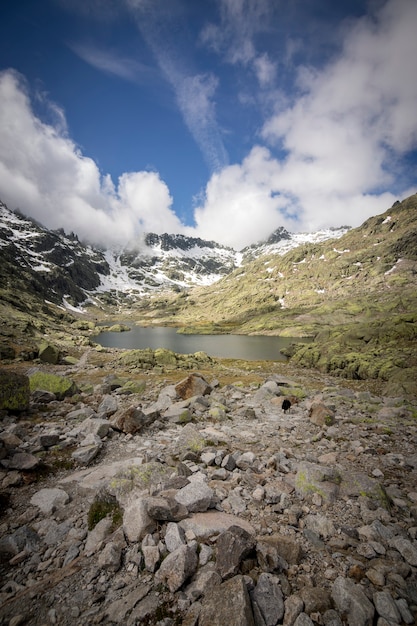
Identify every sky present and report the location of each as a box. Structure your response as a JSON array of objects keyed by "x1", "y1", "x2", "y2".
[{"x1": 0, "y1": 0, "x2": 416, "y2": 250}]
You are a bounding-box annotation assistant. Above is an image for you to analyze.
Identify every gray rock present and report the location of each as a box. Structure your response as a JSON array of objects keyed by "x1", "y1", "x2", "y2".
[
  {"x1": 145, "y1": 495, "x2": 188, "y2": 521},
  {"x1": 164, "y1": 522, "x2": 186, "y2": 553},
  {"x1": 299, "y1": 587, "x2": 332, "y2": 614},
  {"x1": 283, "y1": 595, "x2": 304, "y2": 626},
  {"x1": 251, "y1": 573, "x2": 284, "y2": 626},
  {"x1": 123, "y1": 498, "x2": 156, "y2": 543},
  {"x1": 257, "y1": 535, "x2": 302, "y2": 568},
  {"x1": 155, "y1": 544, "x2": 198, "y2": 592},
  {"x1": 322, "y1": 609, "x2": 343, "y2": 626},
  {"x1": 308, "y1": 402, "x2": 335, "y2": 426},
  {"x1": 304, "y1": 513, "x2": 336, "y2": 539},
  {"x1": 142, "y1": 545, "x2": 160, "y2": 572},
  {"x1": 68, "y1": 416, "x2": 111, "y2": 440},
  {"x1": 4, "y1": 451, "x2": 40, "y2": 470},
  {"x1": 395, "y1": 598, "x2": 414, "y2": 624},
  {"x1": 199, "y1": 575, "x2": 255, "y2": 626},
  {"x1": 295, "y1": 462, "x2": 340, "y2": 502},
  {"x1": 221, "y1": 454, "x2": 237, "y2": 471},
  {"x1": 0, "y1": 526, "x2": 40, "y2": 557},
  {"x1": 104, "y1": 584, "x2": 152, "y2": 623},
  {"x1": 236, "y1": 451, "x2": 256, "y2": 470},
  {"x1": 38, "y1": 431, "x2": 60, "y2": 447},
  {"x1": 373, "y1": 591, "x2": 401, "y2": 623},
  {"x1": 179, "y1": 512, "x2": 255, "y2": 541},
  {"x1": 30, "y1": 488, "x2": 70, "y2": 514},
  {"x1": 175, "y1": 480, "x2": 214, "y2": 513},
  {"x1": 293, "y1": 615, "x2": 315, "y2": 626},
  {"x1": 98, "y1": 541, "x2": 122, "y2": 571},
  {"x1": 163, "y1": 403, "x2": 192, "y2": 424},
  {"x1": 71, "y1": 436, "x2": 102, "y2": 465},
  {"x1": 390, "y1": 535, "x2": 417, "y2": 566},
  {"x1": 332, "y1": 577, "x2": 374, "y2": 626},
  {"x1": 185, "y1": 566, "x2": 222, "y2": 602},
  {"x1": 98, "y1": 394, "x2": 118, "y2": 417},
  {"x1": 85, "y1": 517, "x2": 113, "y2": 554},
  {"x1": 216, "y1": 525, "x2": 256, "y2": 579}
]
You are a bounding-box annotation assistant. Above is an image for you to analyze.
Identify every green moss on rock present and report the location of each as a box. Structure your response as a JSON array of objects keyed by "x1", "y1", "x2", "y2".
[
  {"x1": 0, "y1": 371, "x2": 30, "y2": 411},
  {"x1": 29, "y1": 371, "x2": 77, "y2": 399}
]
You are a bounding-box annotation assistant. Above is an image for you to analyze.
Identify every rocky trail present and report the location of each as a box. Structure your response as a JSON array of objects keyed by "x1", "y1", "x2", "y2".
[{"x1": 1, "y1": 349, "x2": 417, "y2": 626}]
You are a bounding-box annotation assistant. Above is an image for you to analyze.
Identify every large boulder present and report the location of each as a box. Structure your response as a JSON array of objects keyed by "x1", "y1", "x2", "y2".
[
  {"x1": 0, "y1": 371, "x2": 30, "y2": 411},
  {"x1": 175, "y1": 373, "x2": 212, "y2": 400},
  {"x1": 38, "y1": 341, "x2": 60, "y2": 364},
  {"x1": 199, "y1": 575, "x2": 255, "y2": 626},
  {"x1": 29, "y1": 371, "x2": 77, "y2": 400}
]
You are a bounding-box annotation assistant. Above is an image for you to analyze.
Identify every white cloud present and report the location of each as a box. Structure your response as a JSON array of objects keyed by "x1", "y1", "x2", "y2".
[
  {"x1": 0, "y1": 69, "x2": 183, "y2": 247},
  {"x1": 193, "y1": 0, "x2": 417, "y2": 248}
]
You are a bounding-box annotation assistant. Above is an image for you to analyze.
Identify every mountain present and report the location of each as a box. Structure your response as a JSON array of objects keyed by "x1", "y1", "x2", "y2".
[
  {"x1": 1, "y1": 196, "x2": 416, "y2": 394},
  {"x1": 0, "y1": 201, "x2": 348, "y2": 308}
]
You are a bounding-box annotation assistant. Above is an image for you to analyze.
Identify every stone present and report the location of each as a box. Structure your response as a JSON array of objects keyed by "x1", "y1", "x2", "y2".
[
  {"x1": 71, "y1": 437, "x2": 102, "y2": 465},
  {"x1": 331, "y1": 577, "x2": 375, "y2": 626},
  {"x1": 373, "y1": 591, "x2": 401, "y2": 623},
  {"x1": 30, "y1": 389, "x2": 56, "y2": 403},
  {"x1": 164, "y1": 522, "x2": 186, "y2": 553},
  {"x1": 251, "y1": 573, "x2": 284, "y2": 626},
  {"x1": 97, "y1": 541, "x2": 122, "y2": 571},
  {"x1": 299, "y1": 587, "x2": 332, "y2": 614},
  {"x1": 123, "y1": 498, "x2": 156, "y2": 543},
  {"x1": 163, "y1": 403, "x2": 192, "y2": 424},
  {"x1": 175, "y1": 373, "x2": 212, "y2": 400},
  {"x1": 216, "y1": 525, "x2": 256, "y2": 579},
  {"x1": 104, "y1": 584, "x2": 152, "y2": 623},
  {"x1": 38, "y1": 431, "x2": 60, "y2": 447},
  {"x1": 30, "y1": 488, "x2": 70, "y2": 514},
  {"x1": 85, "y1": 517, "x2": 113, "y2": 554},
  {"x1": 185, "y1": 567, "x2": 222, "y2": 602},
  {"x1": 0, "y1": 525, "x2": 40, "y2": 557},
  {"x1": 257, "y1": 535, "x2": 302, "y2": 567},
  {"x1": 199, "y1": 575, "x2": 255, "y2": 626},
  {"x1": 142, "y1": 545, "x2": 160, "y2": 572},
  {"x1": 175, "y1": 480, "x2": 214, "y2": 513},
  {"x1": 111, "y1": 406, "x2": 152, "y2": 434},
  {"x1": 155, "y1": 544, "x2": 198, "y2": 592},
  {"x1": 97, "y1": 394, "x2": 118, "y2": 417},
  {"x1": 322, "y1": 609, "x2": 343, "y2": 626},
  {"x1": 390, "y1": 536, "x2": 417, "y2": 566},
  {"x1": 68, "y1": 417, "x2": 111, "y2": 440},
  {"x1": 29, "y1": 371, "x2": 77, "y2": 399},
  {"x1": 38, "y1": 341, "x2": 60, "y2": 364},
  {"x1": 295, "y1": 461, "x2": 340, "y2": 502},
  {"x1": 304, "y1": 514, "x2": 336, "y2": 539},
  {"x1": 283, "y1": 595, "x2": 304, "y2": 626},
  {"x1": 0, "y1": 371, "x2": 30, "y2": 411},
  {"x1": 145, "y1": 495, "x2": 188, "y2": 521},
  {"x1": 308, "y1": 402, "x2": 336, "y2": 426},
  {"x1": 179, "y1": 512, "x2": 255, "y2": 540},
  {"x1": 293, "y1": 615, "x2": 315, "y2": 626},
  {"x1": 395, "y1": 598, "x2": 414, "y2": 624},
  {"x1": 4, "y1": 452, "x2": 40, "y2": 470}
]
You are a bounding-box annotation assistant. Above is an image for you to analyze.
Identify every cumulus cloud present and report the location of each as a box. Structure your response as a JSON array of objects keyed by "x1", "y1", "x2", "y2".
[
  {"x1": 0, "y1": 69, "x2": 183, "y2": 247},
  {"x1": 193, "y1": 0, "x2": 417, "y2": 247}
]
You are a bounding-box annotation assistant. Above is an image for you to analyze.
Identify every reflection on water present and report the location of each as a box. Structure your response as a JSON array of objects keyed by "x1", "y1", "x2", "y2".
[{"x1": 93, "y1": 325, "x2": 310, "y2": 362}]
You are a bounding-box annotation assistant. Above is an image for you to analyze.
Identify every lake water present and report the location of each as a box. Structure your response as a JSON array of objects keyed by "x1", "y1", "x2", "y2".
[{"x1": 93, "y1": 325, "x2": 309, "y2": 362}]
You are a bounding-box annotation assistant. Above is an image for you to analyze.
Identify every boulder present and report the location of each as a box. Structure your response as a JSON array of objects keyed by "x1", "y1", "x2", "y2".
[
  {"x1": 251, "y1": 573, "x2": 284, "y2": 626},
  {"x1": 38, "y1": 341, "x2": 60, "y2": 364},
  {"x1": 111, "y1": 406, "x2": 152, "y2": 434},
  {"x1": 155, "y1": 544, "x2": 198, "y2": 592},
  {"x1": 331, "y1": 577, "x2": 374, "y2": 626},
  {"x1": 30, "y1": 488, "x2": 70, "y2": 514},
  {"x1": 179, "y1": 511, "x2": 255, "y2": 540},
  {"x1": 0, "y1": 371, "x2": 30, "y2": 411},
  {"x1": 215, "y1": 525, "x2": 256, "y2": 579},
  {"x1": 199, "y1": 575, "x2": 255, "y2": 626},
  {"x1": 174, "y1": 480, "x2": 214, "y2": 513},
  {"x1": 29, "y1": 371, "x2": 77, "y2": 400},
  {"x1": 123, "y1": 498, "x2": 156, "y2": 543},
  {"x1": 175, "y1": 373, "x2": 212, "y2": 400},
  {"x1": 308, "y1": 402, "x2": 336, "y2": 427}
]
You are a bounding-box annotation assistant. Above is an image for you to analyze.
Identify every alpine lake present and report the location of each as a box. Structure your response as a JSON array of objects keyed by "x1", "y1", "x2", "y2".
[{"x1": 93, "y1": 325, "x2": 311, "y2": 362}]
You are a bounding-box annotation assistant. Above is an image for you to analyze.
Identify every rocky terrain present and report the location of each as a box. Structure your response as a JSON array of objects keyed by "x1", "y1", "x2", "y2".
[{"x1": 1, "y1": 348, "x2": 417, "y2": 625}]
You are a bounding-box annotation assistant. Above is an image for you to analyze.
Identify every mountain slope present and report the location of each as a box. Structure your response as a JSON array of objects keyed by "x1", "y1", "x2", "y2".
[{"x1": 138, "y1": 195, "x2": 417, "y2": 394}]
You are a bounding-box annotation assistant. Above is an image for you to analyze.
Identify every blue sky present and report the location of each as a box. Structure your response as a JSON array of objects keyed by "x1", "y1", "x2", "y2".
[{"x1": 0, "y1": 0, "x2": 416, "y2": 249}]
